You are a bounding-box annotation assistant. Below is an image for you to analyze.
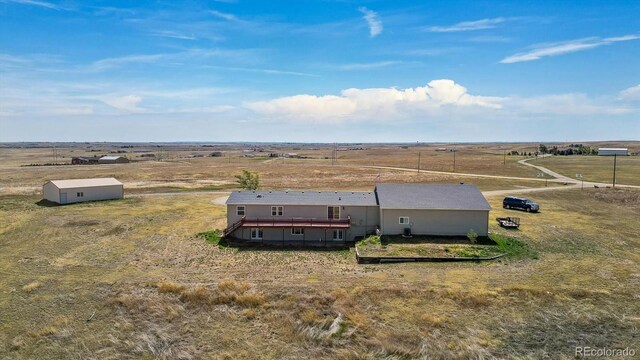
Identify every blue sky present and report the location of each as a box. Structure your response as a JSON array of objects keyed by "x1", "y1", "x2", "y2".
[{"x1": 0, "y1": 0, "x2": 638, "y2": 142}]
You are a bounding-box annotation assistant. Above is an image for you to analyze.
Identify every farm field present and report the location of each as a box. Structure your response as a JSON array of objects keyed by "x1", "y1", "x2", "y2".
[
  {"x1": 5, "y1": 141, "x2": 639, "y2": 196},
  {"x1": 0, "y1": 143, "x2": 639, "y2": 358},
  {"x1": 0, "y1": 146, "x2": 559, "y2": 195},
  {"x1": 0, "y1": 160, "x2": 552, "y2": 195},
  {"x1": 1, "y1": 141, "x2": 640, "y2": 358},
  {"x1": 536, "y1": 155, "x2": 640, "y2": 186}
]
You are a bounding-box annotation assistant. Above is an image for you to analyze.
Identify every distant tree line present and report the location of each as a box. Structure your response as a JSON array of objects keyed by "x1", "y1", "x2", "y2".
[
  {"x1": 508, "y1": 151, "x2": 533, "y2": 156},
  {"x1": 538, "y1": 144, "x2": 597, "y2": 156}
]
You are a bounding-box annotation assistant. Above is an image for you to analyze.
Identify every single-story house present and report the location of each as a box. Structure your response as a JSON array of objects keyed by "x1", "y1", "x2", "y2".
[
  {"x1": 224, "y1": 183, "x2": 490, "y2": 244},
  {"x1": 43, "y1": 178, "x2": 124, "y2": 204},
  {"x1": 598, "y1": 148, "x2": 628, "y2": 156},
  {"x1": 375, "y1": 184, "x2": 490, "y2": 237},
  {"x1": 98, "y1": 156, "x2": 130, "y2": 164},
  {"x1": 71, "y1": 156, "x2": 101, "y2": 165},
  {"x1": 225, "y1": 190, "x2": 379, "y2": 244}
]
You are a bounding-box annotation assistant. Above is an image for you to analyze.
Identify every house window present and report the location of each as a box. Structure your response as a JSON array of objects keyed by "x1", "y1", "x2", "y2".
[
  {"x1": 250, "y1": 228, "x2": 263, "y2": 240},
  {"x1": 332, "y1": 229, "x2": 344, "y2": 240},
  {"x1": 237, "y1": 206, "x2": 245, "y2": 216},
  {"x1": 271, "y1": 206, "x2": 284, "y2": 216},
  {"x1": 291, "y1": 228, "x2": 304, "y2": 236},
  {"x1": 77, "y1": 192, "x2": 84, "y2": 197},
  {"x1": 328, "y1": 206, "x2": 340, "y2": 219},
  {"x1": 399, "y1": 217, "x2": 410, "y2": 225}
]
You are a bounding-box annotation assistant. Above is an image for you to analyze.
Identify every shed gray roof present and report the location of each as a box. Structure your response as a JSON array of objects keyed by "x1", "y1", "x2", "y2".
[
  {"x1": 375, "y1": 183, "x2": 491, "y2": 211},
  {"x1": 226, "y1": 190, "x2": 377, "y2": 206},
  {"x1": 47, "y1": 178, "x2": 123, "y2": 189}
]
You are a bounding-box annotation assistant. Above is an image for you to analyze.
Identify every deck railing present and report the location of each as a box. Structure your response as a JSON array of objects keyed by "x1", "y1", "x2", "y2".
[
  {"x1": 241, "y1": 216, "x2": 350, "y2": 227},
  {"x1": 223, "y1": 216, "x2": 351, "y2": 237},
  {"x1": 223, "y1": 216, "x2": 246, "y2": 237}
]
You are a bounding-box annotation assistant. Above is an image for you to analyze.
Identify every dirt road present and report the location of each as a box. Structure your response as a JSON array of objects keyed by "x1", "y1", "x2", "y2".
[{"x1": 362, "y1": 158, "x2": 639, "y2": 197}]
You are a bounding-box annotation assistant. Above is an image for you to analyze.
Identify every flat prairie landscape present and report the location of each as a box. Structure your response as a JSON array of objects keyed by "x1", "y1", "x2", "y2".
[
  {"x1": 1, "y1": 142, "x2": 639, "y2": 359},
  {"x1": 538, "y1": 155, "x2": 640, "y2": 186}
]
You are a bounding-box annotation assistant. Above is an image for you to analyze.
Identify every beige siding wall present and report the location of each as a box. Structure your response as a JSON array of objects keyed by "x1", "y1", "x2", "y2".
[
  {"x1": 57, "y1": 185, "x2": 123, "y2": 204},
  {"x1": 43, "y1": 182, "x2": 60, "y2": 203},
  {"x1": 380, "y1": 209, "x2": 489, "y2": 237},
  {"x1": 232, "y1": 227, "x2": 349, "y2": 243},
  {"x1": 226, "y1": 204, "x2": 380, "y2": 241}
]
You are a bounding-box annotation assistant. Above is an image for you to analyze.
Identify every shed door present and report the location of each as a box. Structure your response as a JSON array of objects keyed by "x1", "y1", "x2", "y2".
[{"x1": 60, "y1": 192, "x2": 67, "y2": 204}]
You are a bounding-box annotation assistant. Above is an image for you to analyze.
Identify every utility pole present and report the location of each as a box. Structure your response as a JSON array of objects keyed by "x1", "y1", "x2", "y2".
[
  {"x1": 452, "y1": 147, "x2": 456, "y2": 172},
  {"x1": 577, "y1": 174, "x2": 584, "y2": 190},
  {"x1": 503, "y1": 149, "x2": 506, "y2": 165},
  {"x1": 331, "y1": 144, "x2": 335, "y2": 166},
  {"x1": 537, "y1": 172, "x2": 547, "y2": 187},
  {"x1": 417, "y1": 152, "x2": 421, "y2": 173},
  {"x1": 612, "y1": 154, "x2": 617, "y2": 188}
]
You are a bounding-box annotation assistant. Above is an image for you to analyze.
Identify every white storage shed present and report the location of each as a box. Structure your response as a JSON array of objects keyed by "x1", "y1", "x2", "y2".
[
  {"x1": 43, "y1": 178, "x2": 124, "y2": 204},
  {"x1": 598, "y1": 148, "x2": 628, "y2": 156}
]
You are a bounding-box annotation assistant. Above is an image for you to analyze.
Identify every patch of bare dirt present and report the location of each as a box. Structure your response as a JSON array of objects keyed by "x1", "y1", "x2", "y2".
[{"x1": 594, "y1": 189, "x2": 640, "y2": 206}]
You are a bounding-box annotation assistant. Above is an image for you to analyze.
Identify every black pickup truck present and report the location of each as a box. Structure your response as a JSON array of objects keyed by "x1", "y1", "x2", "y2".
[{"x1": 503, "y1": 196, "x2": 540, "y2": 212}]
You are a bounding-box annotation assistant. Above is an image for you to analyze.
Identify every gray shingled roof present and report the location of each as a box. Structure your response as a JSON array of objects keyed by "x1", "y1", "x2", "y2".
[
  {"x1": 375, "y1": 184, "x2": 491, "y2": 210},
  {"x1": 226, "y1": 190, "x2": 377, "y2": 206}
]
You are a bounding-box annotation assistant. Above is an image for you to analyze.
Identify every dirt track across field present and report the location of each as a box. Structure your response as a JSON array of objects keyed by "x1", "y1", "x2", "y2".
[{"x1": 364, "y1": 157, "x2": 640, "y2": 197}]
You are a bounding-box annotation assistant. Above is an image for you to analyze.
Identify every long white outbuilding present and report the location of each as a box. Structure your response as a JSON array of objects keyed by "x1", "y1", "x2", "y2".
[
  {"x1": 598, "y1": 148, "x2": 628, "y2": 156},
  {"x1": 43, "y1": 178, "x2": 124, "y2": 204}
]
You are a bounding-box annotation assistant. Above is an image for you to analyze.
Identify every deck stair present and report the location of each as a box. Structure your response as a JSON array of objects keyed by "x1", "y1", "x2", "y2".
[{"x1": 223, "y1": 216, "x2": 246, "y2": 237}]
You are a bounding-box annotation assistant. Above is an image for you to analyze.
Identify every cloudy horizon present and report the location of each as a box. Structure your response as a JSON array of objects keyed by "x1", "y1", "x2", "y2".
[{"x1": 1, "y1": 1, "x2": 638, "y2": 142}]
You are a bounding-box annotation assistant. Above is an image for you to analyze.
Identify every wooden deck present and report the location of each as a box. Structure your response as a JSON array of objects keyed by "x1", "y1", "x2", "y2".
[{"x1": 223, "y1": 216, "x2": 351, "y2": 237}]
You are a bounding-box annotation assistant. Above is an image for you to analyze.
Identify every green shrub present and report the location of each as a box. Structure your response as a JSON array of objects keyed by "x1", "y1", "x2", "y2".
[
  {"x1": 491, "y1": 233, "x2": 538, "y2": 259},
  {"x1": 235, "y1": 170, "x2": 260, "y2": 190},
  {"x1": 358, "y1": 235, "x2": 381, "y2": 247},
  {"x1": 467, "y1": 229, "x2": 478, "y2": 244},
  {"x1": 198, "y1": 230, "x2": 221, "y2": 245}
]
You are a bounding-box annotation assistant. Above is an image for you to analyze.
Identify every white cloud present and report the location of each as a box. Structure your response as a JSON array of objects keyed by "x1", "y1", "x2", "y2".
[
  {"x1": 149, "y1": 30, "x2": 197, "y2": 40},
  {"x1": 620, "y1": 85, "x2": 640, "y2": 102},
  {"x1": 90, "y1": 54, "x2": 167, "y2": 71},
  {"x1": 427, "y1": 17, "x2": 506, "y2": 32},
  {"x1": 103, "y1": 95, "x2": 145, "y2": 113},
  {"x1": 501, "y1": 35, "x2": 640, "y2": 63},
  {"x1": 159, "y1": 105, "x2": 235, "y2": 114},
  {"x1": 0, "y1": 0, "x2": 62, "y2": 10},
  {"x1": 509, "y1": 93, "x2": 632, "y2": 115},
  {"x1": 48, "y1": 106, "x2": 94, "y2": 115},
  {"x1": 244, "y1": 80, "x2": 639, "y2": 123},
  {"x1": 336, "y1": 61, "x2": 401, "y2": 71},
  {"x1": 359, "y1": 7, "x2": 382, "y2": 37},
  {"x1": 245, "y1": 79, "x2": 503, "y2": 122},
  {"x1": 210, "y1": 10, "x2": 239, "y2": 21},
  {"x1": 467, "y1": 35, "x2": 512, "y2": 43},
  {"x1": 201, "y1": 65, "x2": 317, "y2": 77},
  {"x1": 86, "y1": 48, "x2": 256, "y2": 72}
]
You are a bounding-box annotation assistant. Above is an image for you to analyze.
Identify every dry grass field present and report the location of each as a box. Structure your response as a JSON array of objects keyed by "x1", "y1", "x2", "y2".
[
  {"x1": 535, "y1": 155, "x2": 640, "y2": 186},
  {"x1": 1, "y1": 189, "x2": 638, "y2": 359},
  {"x1": 0, "y1": 145, "x2": 555, "y2": 195},
  {"x1": 1, "y1": 142, "x2": 639, "y2": 358}
]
